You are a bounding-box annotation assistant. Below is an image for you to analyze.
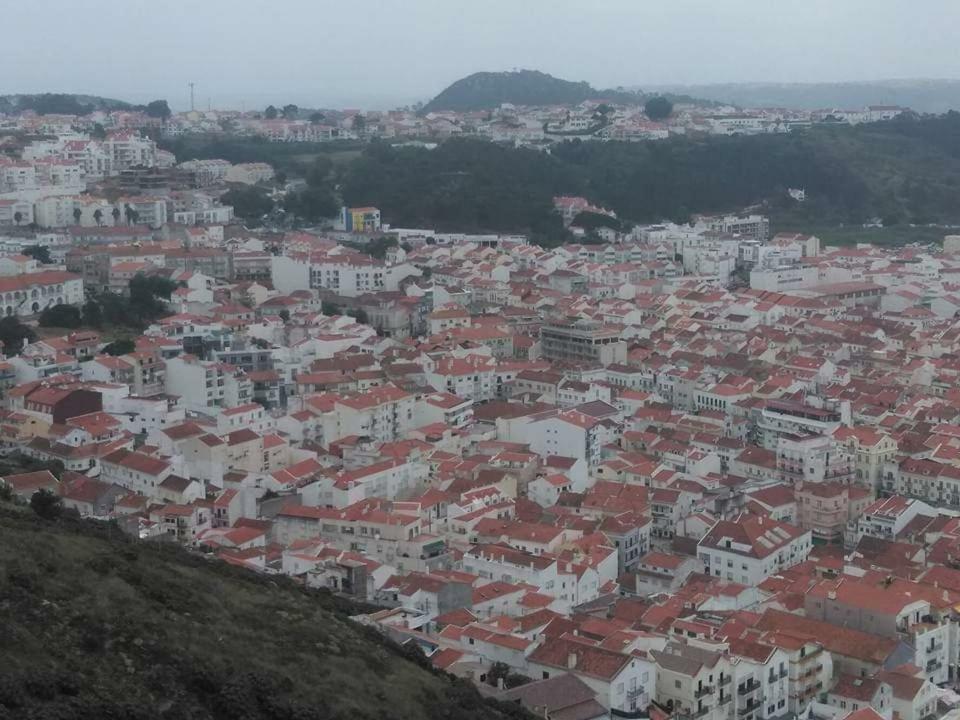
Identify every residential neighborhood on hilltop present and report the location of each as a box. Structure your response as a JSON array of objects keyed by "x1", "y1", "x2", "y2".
[{"x1": 3, "y1": 68, "x2": 960, "y2": 720}]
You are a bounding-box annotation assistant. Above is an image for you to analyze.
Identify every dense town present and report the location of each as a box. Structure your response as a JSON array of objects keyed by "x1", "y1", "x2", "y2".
[{"x1": 2, "y1": 99, "x2": 959, "y2": 720}]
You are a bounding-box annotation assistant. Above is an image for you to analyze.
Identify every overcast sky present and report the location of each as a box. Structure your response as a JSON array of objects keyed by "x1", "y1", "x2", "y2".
[{"x1": 3, "y1": 0, "x2": 959, "y2": 110}]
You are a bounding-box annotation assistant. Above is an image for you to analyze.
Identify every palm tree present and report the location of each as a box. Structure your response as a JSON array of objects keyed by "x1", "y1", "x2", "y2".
[
  {"x1": 13, "y1": 211, "x2": 22, "y2": 226},
  {"x1": 72, "y1": 207, "x2": 82, "y2": 225},
  {"x1": 124, "y1": 204, "x2": 133, "y2": 225},
  {"x1": 93, "y1": 209, "x2": 103, "y2": 226},
  {"x1": 111, "y1": 206, "x2": 121, "y2": 226}
]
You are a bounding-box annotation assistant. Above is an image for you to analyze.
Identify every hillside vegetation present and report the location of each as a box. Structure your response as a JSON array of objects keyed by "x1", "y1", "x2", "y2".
[
  {"x1": 0, "y1": 93, "x2": 137, "y2": 116},
  {"x1": 0, "y1": 506, "x2": 527, "y2": 720},
  {"x1": 338, "y1": 113, "x2": 960, "y2": 245},
  {"x1": 421, "y1": 70, "x2": 647, "y2": 113}
]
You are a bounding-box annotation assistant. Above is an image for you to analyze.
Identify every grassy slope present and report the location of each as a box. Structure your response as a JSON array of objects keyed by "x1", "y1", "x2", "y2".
[{"x1": 0, "y1": 506, "x2": 523, "y2": 720}]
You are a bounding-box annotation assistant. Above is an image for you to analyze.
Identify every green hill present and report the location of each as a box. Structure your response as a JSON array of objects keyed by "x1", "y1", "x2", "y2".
[
  {"x1": 339, "y1": 113, "x2": 960, "y2": 245},
  {"x1": 0, "y1": 93, "x2": 138, "y2": 116},
  {"x1": 0, "y1": 505, "x2": 526, "y2": 719},
  {"x1": 421, "y1": 70, "x2": 644, "y2": 113}
]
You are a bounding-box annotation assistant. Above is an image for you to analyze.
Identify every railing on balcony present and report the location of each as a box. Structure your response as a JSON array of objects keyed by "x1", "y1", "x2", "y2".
[
  {"x1": 694, "y1": 685, "x2": 714, "y2": 699},
  {"x1": 738, "y1": 680, "x2": 760, "y2": 696}
]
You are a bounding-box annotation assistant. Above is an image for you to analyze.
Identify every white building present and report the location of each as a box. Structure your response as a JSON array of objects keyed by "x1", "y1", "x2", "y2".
[{"x1": 697, "y1": 514, "x2": 812, "y2": 586}]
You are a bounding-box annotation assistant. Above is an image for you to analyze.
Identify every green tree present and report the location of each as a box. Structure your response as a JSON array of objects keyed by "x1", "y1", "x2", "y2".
[
  {"x1": 91, "y1": 122, "x2": 107, "y2": 139},
  {"x1": 30, "y1": 488, "x2": 62, "y2": 520},
  {"x1": 349, "y1": 308, "x2": 369, "y2": 325},
  {"x1": 93, "y1": 209, "x2": 103, "y2": 226},
  {"x1": 264, "y1": 105, "x2": 278, "y2": 120},
  {"x1": 305, "y1": 156, "x2": 333, "y2": 186},
  {"x1": 351, "y1": 114, "x2": 366, "y2": 133},
  {"x1": 644, "y1": 95, "x2": 673, "y2": 121},
  {"x1": 13, "y1": 211, "x2": 22, "y2": 226},
  {"x1": 281, "y1": 104, "x2": 299, "y2": 120},
  {"x1": 309, "y1": 112, "x2": 325, "y2": 124},
  {"x1": 144, "y1": 99, "x2": 172, "y2": 120},
  {"x1": 23, "y1": 245, "x2": 52, "y2": 264},
  {"x1": 102, "y1": 337, "x2": 135, "y2": 356},
  {"x1": 39, "y1": 304, "x2": 82, "y2": 329},
  {"x1": 222, "y1": 186, "x2": 274, "y2": 222},
  {"x1": 111, "y1": 206, "x2": 121, "y2": 225},
  {"x1": 0, "y1": 316, "x2": 36, "y2": 356},
  {"x1": 321, "y1": 301, "x2": 341, "y2": 316},
  {"x1": 283, "y1": 186, "x2": 338, "y2": 222},
  {"x1": 278, "y1": 309, "x2": 290, "y2": 323},
  {"x1": 82, "y1": 298, "x2": 102, "y2": 328},
  {"x1": 72, "y1": 207, "x2": 82, "y2": 225}
]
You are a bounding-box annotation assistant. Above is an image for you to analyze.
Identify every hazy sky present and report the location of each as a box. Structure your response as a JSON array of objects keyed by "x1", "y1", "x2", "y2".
[{"x1": 4, "y1": 0, "x2": 959, "y2": 110}]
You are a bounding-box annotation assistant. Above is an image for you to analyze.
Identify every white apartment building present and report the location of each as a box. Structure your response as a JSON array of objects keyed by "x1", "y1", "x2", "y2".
[
  {"x1": 652, "y1": 641, "x2": 735, "y2": 720},
  {"x1": 164, "y1": 355, "x2": 253, "y2": 414},
  {"x1": 749, "y1": 263, "x2": 819, "y2": 292},
  {"x1": 423, "y1": 355, "x2": 497, "y2": 402},
  {"x1": 729, "y1": 638, "x2": 791, "y2": 720},
  {"x1": 855, "y1": 496, "x2": 935, "y2": 543},
  {"x1": 698, "y1": 514, "x2": 812, "y2": 586},
  {"x1": 776, "y1": 433, "x2": 853, "y2": 485},
  {"x1": 334, "y1": 384, "x2": 416, "y2": 444},
  {"x1": 525, "y1": 410, "x2": 607, "y2": 466}
]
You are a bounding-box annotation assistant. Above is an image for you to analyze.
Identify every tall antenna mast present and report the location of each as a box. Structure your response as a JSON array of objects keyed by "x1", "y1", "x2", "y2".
[{"x1": 188, "y1": 82, "x2": 195, "y2": 112}]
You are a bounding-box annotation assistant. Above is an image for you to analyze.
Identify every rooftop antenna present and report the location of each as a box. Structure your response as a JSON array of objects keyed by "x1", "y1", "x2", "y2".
[{"x1": 188, "y1": 82, "x2": 195, "y2": 112}]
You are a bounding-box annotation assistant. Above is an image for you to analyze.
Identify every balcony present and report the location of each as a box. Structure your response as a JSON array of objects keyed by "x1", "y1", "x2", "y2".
[
  {"x1": 738, "y1": 680, "x2": 760, "y2": 696},
  {"x1": 926, "y1": 658, "x2": 942, "y2": 672},
  {"x1": 718, "y1": 695, "x2": 732, "y2": 705},
  {"x1": 779, "y1": 668, "x2": 788, "y2": 679},
  {"x1": 718, "y1": 675, "x2": 732, "y2": 686},
  {"x1": 738, "y1": 700, "x2": 761, "y2": 716},
  {"x1": 694, "y1": 685, "x2": 714, "y2": 699}
]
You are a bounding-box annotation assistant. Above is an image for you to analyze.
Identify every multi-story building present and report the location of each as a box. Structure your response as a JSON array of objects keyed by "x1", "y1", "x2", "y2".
[
  {"x1": 0, "y1": 270, "x2": 84, "y2": 316},
  {"x1": 855, "y1": 495, "x2": 936, "y2": 544},
  {"x1": 697, "y1": 514, "x2": 812, "y2": 586},
  {"x1": 834, "y1": 427, "x2": 898, "y2": 490},
  {"x1": 758, "y1": 399, "x2": 847, "y2": 450},
  {"x1": 334, "y1": 384, "x2": 415, "y2": 444},
  {"x1": 728, "y1": 637, "x2": 790, "y2": 720},
  {"x1": 164, "y1": 355, "x2": 253, "y2": 414},
  {"x1": 340, "y1": 206, "x2": 381, "y2": 233},
  {"x1": 652, "y1": 641, "x2": 734, "y2": 720},
  {"x1": 776, "y1": 433, "x2": 853, "y2": 485},
  {"x1": 796, "y1": 481, "x2": 872, "y2": 543},
  {"x1": 540, "y1": 319, "x2": 627, "y2": 366}
]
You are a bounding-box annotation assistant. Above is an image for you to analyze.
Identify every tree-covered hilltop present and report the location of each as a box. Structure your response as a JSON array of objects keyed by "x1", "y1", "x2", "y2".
[
  {"x1": 339, "y1": 113, "x2": 960, "y2": 245},
  {"x1": 420, "y1": 70, "x2": 642, "y2": 113},
  {"x1": 0, "y1": 505, "x2": 529, "y2": 720},
  {"x1": 0, "y1": 93, "x2": 172, "y2": 117},
  {"x1": 0, "y1": 93, "x2": 136, "y2": 115}
]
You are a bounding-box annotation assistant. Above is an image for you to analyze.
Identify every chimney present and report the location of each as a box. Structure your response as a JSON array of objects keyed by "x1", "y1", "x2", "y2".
[{"x1": 567, "y1": 651, "x2": 578, "y2": 669}]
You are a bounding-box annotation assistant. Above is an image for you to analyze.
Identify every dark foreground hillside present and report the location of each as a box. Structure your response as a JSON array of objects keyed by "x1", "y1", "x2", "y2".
[{"x1": 0, "y1": 506, "x2": 525, "y2": 720}]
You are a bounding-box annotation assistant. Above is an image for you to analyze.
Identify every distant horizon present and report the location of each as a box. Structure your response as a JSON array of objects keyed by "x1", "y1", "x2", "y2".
[{"x1": 6, "y1": 74, "x2": 960, "y2": 113}]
